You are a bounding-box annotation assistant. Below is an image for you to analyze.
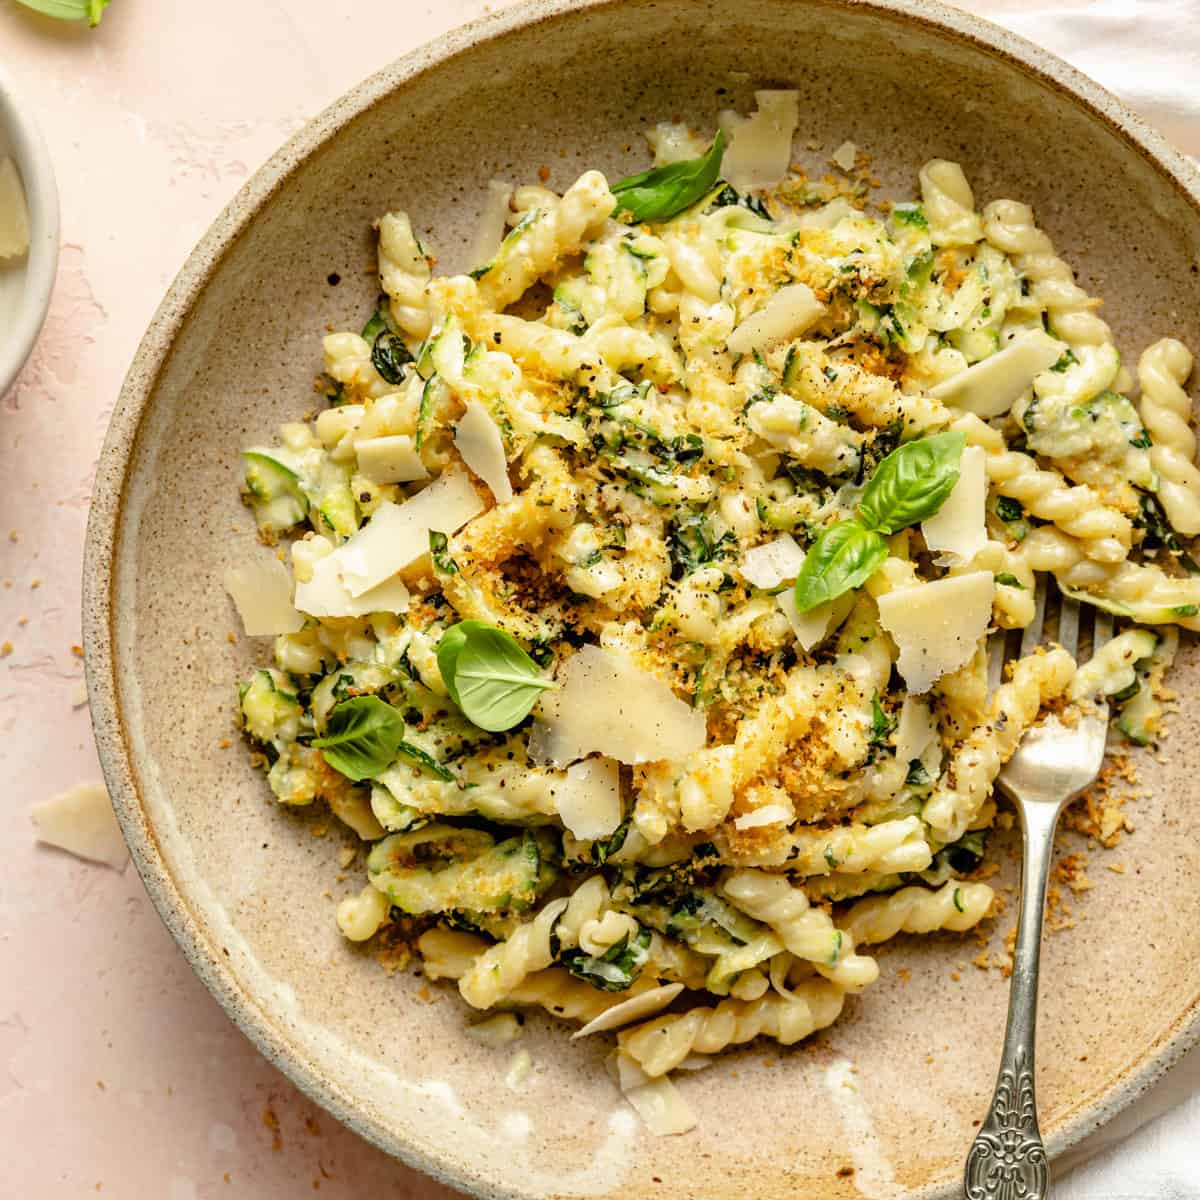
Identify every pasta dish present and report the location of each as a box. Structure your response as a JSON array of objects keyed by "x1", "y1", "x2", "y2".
[{"x1": 224, "y1": 92, "x2": 1197, "y2": 1132}]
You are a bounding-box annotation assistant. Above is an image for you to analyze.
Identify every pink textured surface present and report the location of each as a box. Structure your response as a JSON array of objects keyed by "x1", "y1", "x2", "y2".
[{"x1": 1, "y1": 1, "x2": 1196, "y2": 1197}]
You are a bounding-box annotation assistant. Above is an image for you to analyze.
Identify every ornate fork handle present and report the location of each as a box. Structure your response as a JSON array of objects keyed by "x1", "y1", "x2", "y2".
[{"x1": 963, "y1": 800, "x2": 1059, "y2": 1200}]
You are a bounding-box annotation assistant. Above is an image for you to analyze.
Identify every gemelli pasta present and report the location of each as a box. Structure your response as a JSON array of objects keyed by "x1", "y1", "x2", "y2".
[{"x1": 228, "y1": 94, "x2": 1196, "y2": 1133}]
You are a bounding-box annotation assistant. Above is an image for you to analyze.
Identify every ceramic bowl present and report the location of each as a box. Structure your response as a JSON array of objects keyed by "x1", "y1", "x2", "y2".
[
  {"x1": 83, "y1": 1, "x2": 1200, "y2": 1196},
  {"x1": 0, "y1": 64, "x2": 59, "y2": 399}
]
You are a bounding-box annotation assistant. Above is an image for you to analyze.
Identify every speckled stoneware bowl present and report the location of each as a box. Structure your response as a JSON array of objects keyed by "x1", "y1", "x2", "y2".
[{"x1": 83, "y1": 1, "x2": 1200, "y2": 1196}]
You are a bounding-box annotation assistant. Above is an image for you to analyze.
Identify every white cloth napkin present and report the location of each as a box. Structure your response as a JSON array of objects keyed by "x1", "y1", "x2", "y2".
[{"x1": 951, "y1": 4, "x2": 1200, "y2": 1192}]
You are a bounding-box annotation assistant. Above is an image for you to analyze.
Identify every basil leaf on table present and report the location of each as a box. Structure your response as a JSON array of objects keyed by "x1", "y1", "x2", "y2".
[
  {"x1": 15, "y1": 0, "x2": 109, "y2": 24},
  {"x1": 311, "y1": 695, "x2": 407, "y2": 782},
  {"x1": 792, "y1": 519, "x2": 888, "y2": 614},
  {"x1": 857, "y1": 431, "x2": 966, "y2": 534},
  {"x1": 437, "y1": 620, "x2": 556, "y2": 732},
  {"x1": 611, "y1": 130, "x2": 726, "y2": 224}
]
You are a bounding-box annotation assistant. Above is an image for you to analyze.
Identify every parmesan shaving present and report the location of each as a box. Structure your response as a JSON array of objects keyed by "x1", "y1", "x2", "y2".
[
  {"x1": 727, "y1": 283, "x2": 824, "y2": 356},
  {"x1": 355, "y1": 434, "x2": 428, "y2": 484},
  {"x1": 31, "y1": 782, "x2": 127, "y2": 870},
  {"x1": 454, "y1": 401, "x2": 513, "y2": 502},
  {"x1": 293, "y1": 553, "x2": 410, "y2": 618},
  {"x1": 733, "y1": 804, "x2": 792, "y2": 830},
  {"x1": 471, "y1": 179, "x2": 514, "y2": 271},
  {"x1": 739, "y1": 532, "x2": 806, "y2": 589},
  {"x1": 573, "y1": 984, "x2": 684, "y2": 1038},
  {"x1": 831, "y1": 140, "x2": 858, "y2": 172},
  {"x1": 777, "y1": 590, "x2": 834, "y2": 651},
  {"x1": 504, "y1": 1048, "x2": 532, "y2": 1090},
  {"x1": 336, "y1": 469, "x2": 483, "y2": 596},
  {"x1": 614, "y1": 1052, "x2": 697, "y2": 1136},
  {"x1": 921, "y1": 444, "x2": 987, "y2": 562},
  {"x1": 877, "y1": 571, "x2": 995, "y2": 693},
  {"x1": 928, "y1": 330, "x2": 1063, "y2": 418},
  {"x1": 646, "y1": 122, "x2": 708, "y2": 166},
  {"x1": 719, "y1": 90, "x2": 800, "y2": 193},
  {"x1": 0, "y1": 157, "x2": 30, "y2": 260},
  {"x1": 224, "y1": 558, "x2": 305, "y2": 637},
  {"x1": 553, "y1": 756, "x2": 622, "y2": 840},
  {"x1": 468, "y1": 1013, "x2": 523, "y2": 1047},
  {"x1": 894, "y1": 695, "x2": 940, "y2": 770},
  {"x1": 528, "y1": 646, "x2": 706, "y2": 767}
]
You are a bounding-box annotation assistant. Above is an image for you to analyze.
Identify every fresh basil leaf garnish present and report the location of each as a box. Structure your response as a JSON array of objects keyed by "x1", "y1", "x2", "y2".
[
  {"x1": 611, "y1": 130, "x2": 726, "y2": 224},
  {"x1": 15, "y1": 0, "x2": 108, "y2": 25},
  {"x1": 311, "y1": 695, "x2": 407, "y2": 782},
  {"x1": 857, "y1": 431, "x2": 966, "y2": 534},
  {"x1": 436, "y1": 621, "x2": 556, "y2": 732},
  {"x1": 561, "y1": 927, "x2": 651, "y2": 991},
  {"x1": 792, "y1": 519, "x2": 888, "y2": 613},
  {"x1": 370, "y1": 331, "x2": 413, "y2": 385}
]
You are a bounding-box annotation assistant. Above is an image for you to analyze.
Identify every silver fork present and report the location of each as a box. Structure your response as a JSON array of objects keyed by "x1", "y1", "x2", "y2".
[{"x1": 964, "y1": 578, "x2": 1111, "y2": 1199}]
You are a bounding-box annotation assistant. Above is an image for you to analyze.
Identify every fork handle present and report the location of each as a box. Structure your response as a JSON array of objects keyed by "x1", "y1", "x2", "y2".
[{"x1": 963, "y1": 800, "x2": 1061, "y2": 1199}]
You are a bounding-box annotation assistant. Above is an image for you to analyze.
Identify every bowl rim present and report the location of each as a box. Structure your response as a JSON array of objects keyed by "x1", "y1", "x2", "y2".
[
  {"x1": 0, "y1": 61, "x2": 60, "y2": 399},
  {"x1": 82, "y1": 1, "x2": 1200, "y2": 1195}
]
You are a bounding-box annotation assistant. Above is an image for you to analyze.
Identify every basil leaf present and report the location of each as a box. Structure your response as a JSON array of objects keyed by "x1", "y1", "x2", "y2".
[
  {"x1": 438, "y1": 621, "x2": 556, "y2": 731},
  {"x1": 561, "y1": 927, "x2": 651, "y2": 992},
  {"x1": 611, "y1": 130, "x2": 725, "y2": 224},
  {"x1": 311, "y1": 695, "x2": 406, "y2": 782},
  {"x1": 16, "y1": 0, "x2": 109, "y2": 24},
  {"x1": 857, "y1": 431, "x2": 966, "y2": 534},
  {"x1": 435, "y1": 620, "x2": 484, "y2": 708},
  {"x1": 792, "y1": 520, "x2": 887, "y2": 613},
  {"x1": 371, "y1": 331, "x2": 413, "y2": 385}
]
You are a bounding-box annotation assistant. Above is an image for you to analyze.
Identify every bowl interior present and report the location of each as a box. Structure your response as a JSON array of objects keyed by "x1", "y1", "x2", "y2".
[{"x1": 92, "y1": 2, "x2": 1200, "y2": 1197}]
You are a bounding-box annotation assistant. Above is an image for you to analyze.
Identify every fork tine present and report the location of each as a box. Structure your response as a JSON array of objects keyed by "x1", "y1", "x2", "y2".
[
  {"x1": 1018, "y1": 575, "x2": 1049, "y2": 659},
  {"x1": 1057, "y1": 596, "x2": 1080, "y2": 659},
  {"x1": 1092, "y1": 608, "x2": 1114, "y2": 654}
]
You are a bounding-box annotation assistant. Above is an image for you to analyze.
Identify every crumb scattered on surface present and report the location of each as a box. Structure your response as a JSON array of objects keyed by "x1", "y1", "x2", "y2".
[
  {"x1": 263, "y1": 1102, "x2": 283, "y2": 1152},
  {"x1": 0, "y1": 641, "x2": 11, "y2": 658}
]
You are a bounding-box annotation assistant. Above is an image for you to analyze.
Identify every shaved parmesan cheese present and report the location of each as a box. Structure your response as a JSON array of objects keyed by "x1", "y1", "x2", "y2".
[
  {"x1": 504, "y1": 1048, "x2": 532, "y2": 1090},
  {"x1": 573, "y1": 984, "x2": 684, "y2": 1038},
  {"x1": 31, "y1": 782, "x2": 127, "y2": 870},
  {"x1": 877, "y1": 571, "x2": 995, "y2": 693},
  {"x1": 454, "y1": 401, "x2": 513, "y2": 502},
  {"x1": 719, "y1": 90, "x2": 799, "y2": 193},
  {"x1": 471, "y1": 179, "x2": 514, "y2": 271},
  {"x1": 894, "y1": 695, "x2": 940, "y2": 772},
  {"x1": 727, "y1": 283, "x2": 824, "y2": 355},
  {"x1": 928, "y1": 331, "x2": 1063, "y2": 417},
  {"x1": 293, "y1": 553, "x2": 410, "y2": 618},
  {"x1": 224, "y1": 558, "x2": 305, "y2": 636},
  {"x1": 0, "y1": 157, "x2": 30, "y2": 260},
  {"x1": 528, "y1": 645, "x2": 706, "y2": 767},
  {"x1": 467, "y1": 1012, "x2": 523, "y2": 1047},
  {"x1": 831, "y1": 140, "x2": 858, "y2": 172},
  {"x1": 554, "y1": 756, "x2": 622, "y2": 840},
  {"x1": 777, "y1": 590, "x2": 834, "y2": 651},
  {"x1": 615, "y1": 1054, "x2": 697, "y2": 1136},
  {"x1": 733, "y1": 804, "x2": 792, "y2": 830},
  {"x1": 921, "y1": 444, "x2": 987, "y2": 562},
  {"x1": 355, "y1": 434, "x2": 428, "y2": 484},
  {"x1": 646, "y1": 122, "x2": 707, "y2": 166},
  {"x1": 336, "y1": 469, "x2": 483, "y2": 596},
  {"x1": 739, "y1": 533, "x2": 806, "y2": 589}
]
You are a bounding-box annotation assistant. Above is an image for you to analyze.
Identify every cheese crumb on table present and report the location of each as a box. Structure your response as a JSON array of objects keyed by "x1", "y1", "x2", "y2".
[{"x1": 30, "y1": 781, "x2": 128, "y2": 870}]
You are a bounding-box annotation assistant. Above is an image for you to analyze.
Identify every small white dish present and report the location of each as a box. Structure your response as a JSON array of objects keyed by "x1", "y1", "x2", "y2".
[{"x1": 0, "y1": 63, "x2": 60, "y2": 398}]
